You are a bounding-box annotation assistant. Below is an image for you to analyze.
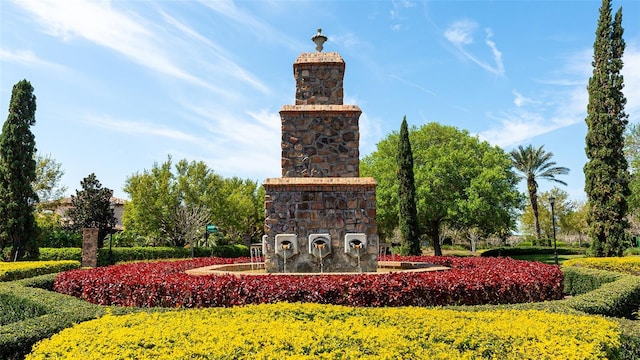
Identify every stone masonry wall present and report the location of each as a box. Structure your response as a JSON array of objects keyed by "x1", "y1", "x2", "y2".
[
  {"x1": 281, "y1": 105, "x2": 361, "y2": 178},
  {"x1": 263, "y1": 177, "x2": 378, "y2": 273},
  {"x1": 294, "y1": 52, "x2": 344, "y2": 105}
]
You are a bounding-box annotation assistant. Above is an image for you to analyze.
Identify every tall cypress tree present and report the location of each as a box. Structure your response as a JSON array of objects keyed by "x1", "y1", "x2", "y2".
[
  {"x1": 584, "y1": 0, "x2": 630, "y2": 257},
  {"x1": 397, "y1": 117, "x2": 421, "y2": 255},
  {"x1": 0, "y1": 80, "x2": 39, "y2": 260}
]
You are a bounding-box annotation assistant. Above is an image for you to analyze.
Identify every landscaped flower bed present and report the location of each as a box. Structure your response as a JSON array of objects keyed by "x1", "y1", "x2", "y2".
[
  {"x1": 26, "y1": 302, "x2": 620, "y2": 360},
  {"x1": 564, "y1": 256, "x2": 640, "y2": 275},
  {"x1": 0, "y1": 260, "x2": 80, "y2": 282},
  {"x1": 53, "y1": 256, "x2": 563, "y2": 307}
]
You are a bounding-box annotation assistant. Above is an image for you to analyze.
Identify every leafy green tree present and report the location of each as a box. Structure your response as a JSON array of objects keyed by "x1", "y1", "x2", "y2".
[
  {"x1": 123, "y1": 157, "x2": 265, "y2": 246},
  {"x1": 520, "y1": 189, "x2": 572, "y2": 241},
  {"x1": 35, "y1": 211, "x2": 81, "y2": 248},
  {"x1": 0, "y1": 80, "x2": 39, "y2": 260},
  {"x1": 123, "y1": 157, "x2": 181, "y2": 244},
  {"x1": 563, "y1": 200, "x2": 589, "y2": 247},
  {"x1": 66, "y1": 173, "x2": 116, "y2": 248},
  {"x1": 397, "y1": 117, "x2": 421, "y2": 255},
  {"x1": 584, "y1": 0, "x2": 630, "y2": 257},
  {"x1": 34, "y1": 153, "x2": 67, "y2": 204},
  {"x1": 625, "y1": 123, "x2": 639, "y2": 219},
  {"x1": 510, "y1": 145, "x2": 569, "y2": 245},
  {"x1": 361, "y1": 122, "x2": 522, "y2": 256},
  {"x1": 217, "y1": 177, "x2": 265, "y2": 245}
]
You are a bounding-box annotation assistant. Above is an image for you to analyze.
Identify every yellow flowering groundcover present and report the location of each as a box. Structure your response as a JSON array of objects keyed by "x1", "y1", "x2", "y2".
[
  {"x1": 27, "y1": 303, "x2": 620, "y2": 360},
  {"x1": 0, "y1": 260, "x2": 80, "y2": 281},
  {"x1": 564, "y1": 257, "x2": 640, "y2": 275}
]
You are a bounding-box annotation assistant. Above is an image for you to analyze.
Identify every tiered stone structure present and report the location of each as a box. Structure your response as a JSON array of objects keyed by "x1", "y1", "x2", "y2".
[{"x1": 263, "y1": 31, "x2": 378, "y2": 273}]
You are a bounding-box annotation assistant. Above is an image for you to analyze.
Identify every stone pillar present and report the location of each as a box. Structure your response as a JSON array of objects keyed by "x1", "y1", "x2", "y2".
[{"x1": 81, "y1": 228, "x2": 99, "y2": 268}]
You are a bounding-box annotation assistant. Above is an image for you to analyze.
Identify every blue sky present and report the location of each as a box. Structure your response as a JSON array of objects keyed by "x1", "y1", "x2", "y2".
[{"x1": 1, "y1": 0, "x2": 638, "y2": 202}]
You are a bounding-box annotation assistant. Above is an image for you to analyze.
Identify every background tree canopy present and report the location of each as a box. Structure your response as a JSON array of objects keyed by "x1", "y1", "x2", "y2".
[
  {"x1": 361, "y1": 122, "x2": 523, "y2": 254},
  {"x1": 123, "y1": 156, "x2": 264, "y2": 246},
  {"x1": 66, "y1": 173, "x2": 116, "y2": 248}
]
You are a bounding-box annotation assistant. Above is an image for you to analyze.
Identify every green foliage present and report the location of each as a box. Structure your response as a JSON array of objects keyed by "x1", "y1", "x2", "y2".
[
  {"x1": 625, "y1": 123, "x2": 639, "y2": 239},
  {"x1": 0, "y1": 281, "x2": 105, "y2": 360},
  {"x1": 15, "y1": 272, "x2": 58, "y2": 291},
  {"x1": 510, "y1": 145, "x2": 569, "y2": 243},
  {"x1": 361, "y1": 122, "x2": 522, "y2": 252},
  {"x1": 562, "y1": 266, "x2": 622, "y2": 296},
  {"x1": 624, "y1": 247, "x2": 640, "y2": 256},
  {"x1": 481, "y1": 246, "x2": 586, "y2": 258},
  {"x1": 123, "y1": 157, "x2": 264, "y2": 246},
  {"x1": 584, "y1": 0, "x2": 631, "y2": 257},
  {"x1": 0, "y1": 80, "x2": 39, "y2": 260},
  {"x1": 565, "y1": 273, "x2": 640, "y2": 318},
  {"x1": 0, "y1": 291, "x2": 47, "y2": 326},
  {"x1": 397, "y1": 117, "x2": 421, "y2": 255},
  {"x1": 38, "y1": 247, "x2": 82, "y2": 261},
  {"x1": 33, "y1": 153, "x2": 67, "y2": 203},
  {"x1": 617, "y1": 318, "x2": 640, "y2": 360},
  {"x1": 35, "y1": 211, "x2": 81, "y2": 248},
  {"x1": 520, "y1": 189, "x2": 588, "y2": 245},
  {"x1": 37, "y1": 245, "x2": 249, "y2": 264},
  {"x1": 66, "y1": 173, "x2": 116, "y2": 248}
]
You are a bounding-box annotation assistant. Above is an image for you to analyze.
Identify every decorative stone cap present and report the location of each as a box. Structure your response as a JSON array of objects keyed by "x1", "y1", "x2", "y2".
[
  {"x1": 280, "y1": 104, "x2": 361, "y2": 113},
  {"x1": 264, "y1": 177, "x2": 377, "y2": 191},
  {"x1": 294, "y1": 52, "x2": 344, "y2": 64}
]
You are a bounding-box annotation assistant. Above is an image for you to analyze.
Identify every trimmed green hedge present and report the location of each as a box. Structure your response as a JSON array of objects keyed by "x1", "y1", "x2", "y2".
[
  {"x1": 38, "y1": 245, "x2": 249, "y2": 265},
  {"x1": 562, "y1": 266, "x2": 623, "y2": 296},
  {"x1": 618, "y1": 318, "x2": 640, "y2": 360},
  {"x1": 564, "y1": 273, "x2": 640, "y2": 319},
  {"x1": 0, "y1": 282, "x2": 106, "y2": 360},
  {"x1": 480, "y1": 246, "x2": 586, "y2": 257}
]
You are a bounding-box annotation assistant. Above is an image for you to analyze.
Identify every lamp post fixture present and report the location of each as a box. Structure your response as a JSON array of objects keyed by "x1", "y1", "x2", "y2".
[
  {"x1": 549, "y1": 196, "x2": 558, "y2": 265},
  {"x1": 109, "y1": 202, "x2": 115, "y2": 265}
]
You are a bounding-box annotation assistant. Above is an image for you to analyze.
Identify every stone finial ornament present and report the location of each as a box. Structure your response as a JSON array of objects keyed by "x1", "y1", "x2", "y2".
[{"x1": 311, "y1": 28, "x2": 328, "y2": 52}]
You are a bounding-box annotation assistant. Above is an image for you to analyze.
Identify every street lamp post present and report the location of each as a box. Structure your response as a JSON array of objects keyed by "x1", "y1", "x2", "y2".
[
  {"x1": 109, "y1": 202, "x2": 115, "y2": 265},
  {"x1": 549, "y1": 196, "x2": 558, "y2": 265}
]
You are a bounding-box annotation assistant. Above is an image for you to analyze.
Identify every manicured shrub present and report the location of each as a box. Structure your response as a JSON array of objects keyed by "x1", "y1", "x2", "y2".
[
  {"x1": 0, "y1": 260, "x2": 80, "y2": 282},
  {"x1": 38, "y1": 245, "x2": 249, "y2": 265},
  {"x1": 0, "y1": 292, "x2": 47, "y2": 325},
  {"x1": 53, "y1": 256, "x2": 564, "y2": 308},
  {"x1": 25, "y1": 303, "x2": 621, "y2": 360},
  {"x1": 38, "y1": 247, "x2": 82, "y2": 261},
  {"x1": 562, "y1": 266, "x2": 622, "y2": 295},
  {"x1": 617, "y1": 318, "x2": 640, "y2": 360},
  {"x1": 15, "y1": 273, "x2": 59, "y2": 291},
  {"x1": 563, "y1": 256, "x2": 640, "y2": 276},
  {"x1": 481, "y1": 246, "x2": 586, "y2": 257},
  {"x1": 565, "y1": 274, "x2": 640, "y2": 319},
  {"x1": 0, "y1": 281, "x2": 105, "y2": 360}
]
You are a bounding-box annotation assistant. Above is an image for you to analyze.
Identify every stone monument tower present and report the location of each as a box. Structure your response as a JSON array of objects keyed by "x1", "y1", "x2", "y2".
[{"x1": 263, "y1": 29, "x2": 378, "y2": 273}]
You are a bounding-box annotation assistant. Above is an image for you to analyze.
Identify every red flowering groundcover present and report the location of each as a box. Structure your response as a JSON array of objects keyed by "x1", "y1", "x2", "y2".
[{"x1": 53, "y1": 256, "x2": 563, "y2": 308}]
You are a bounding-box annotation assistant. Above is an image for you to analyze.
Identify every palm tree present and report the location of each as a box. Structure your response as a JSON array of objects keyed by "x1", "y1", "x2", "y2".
[{"x1": 510, "y1": 145, "x2": 569, "y2": 245}]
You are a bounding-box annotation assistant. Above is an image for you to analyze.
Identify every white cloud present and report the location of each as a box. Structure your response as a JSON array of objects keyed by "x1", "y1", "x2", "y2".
[
  {"x1": 444, "y1": 20, "x2": 505, "y2": 76},
  {"x1": 0, "y1": 48, "x2": 68, "y2": 71},
  {"x1": 512, "y1": 90, "x2": 536, "y2": 107},
  {"x1": 444, "y1": 19, "x2": 476, "y2": 46},
  {"x1": 86, "y1": 114, "x2": 202, "y2": 143},
  {"x1": 479, "y1": 44, "x2": 640, "y2": 147},
  {"x1": 12, "y1": 0, "x2": 228, "y2": 95},
  {"x1": 198, "y1": 0, "x2": 304, "y2": 51}
]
